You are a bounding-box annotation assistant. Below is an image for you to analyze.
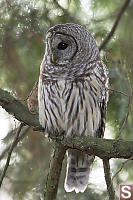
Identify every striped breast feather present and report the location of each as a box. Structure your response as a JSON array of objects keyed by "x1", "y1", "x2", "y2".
[
  {"x1": 62, "y1": 79, "x2": 102, "y2": 138},
  {"x1": 38, "y1": 60, "x2": 109, "y2": 138}
]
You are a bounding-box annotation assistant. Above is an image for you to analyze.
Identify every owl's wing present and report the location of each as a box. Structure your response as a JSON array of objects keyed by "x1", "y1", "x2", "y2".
[
  {"x1": 98, "y1": 62, "x2": 109, "y2": 138},
  {"x1": 98, "y1": 99, "x2": 107, "y2": 138},
  {"x1": 93, "y1": 61, "x2": 109, "y2": 138}
]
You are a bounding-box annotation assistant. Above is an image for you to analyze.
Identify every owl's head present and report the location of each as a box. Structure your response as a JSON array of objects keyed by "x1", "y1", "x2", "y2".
[{"x1": 43, "y1": 23, "x2": 99, "y2": 78}]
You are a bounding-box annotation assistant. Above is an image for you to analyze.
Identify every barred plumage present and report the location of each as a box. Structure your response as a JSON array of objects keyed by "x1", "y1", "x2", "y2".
[{"x1": 38, "y1": 23, "x2": 109, "y2": 193}]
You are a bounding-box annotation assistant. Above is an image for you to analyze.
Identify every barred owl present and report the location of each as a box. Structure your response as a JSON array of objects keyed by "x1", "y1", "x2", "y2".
[{"x1": 38, "y1": 23, "x2": 109, "y2": 193}]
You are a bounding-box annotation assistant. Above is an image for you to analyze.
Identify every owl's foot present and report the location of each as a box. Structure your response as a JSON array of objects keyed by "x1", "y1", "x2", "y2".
[{"x1": 47, "y1": 130, "x2": 65, "y2": 142}]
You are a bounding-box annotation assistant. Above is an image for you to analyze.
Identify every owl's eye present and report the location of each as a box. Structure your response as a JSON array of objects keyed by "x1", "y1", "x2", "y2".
[{"x1": 57, "y1": 42, "x2": 68, "y2": 50}]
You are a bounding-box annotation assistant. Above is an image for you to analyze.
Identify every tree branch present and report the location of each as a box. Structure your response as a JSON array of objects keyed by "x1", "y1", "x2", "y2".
[
  {"x1": 109, "y1": 88, "x2": 128, "y2": 97},
  {"x1": 52, "y1": 135, "x2": 133, "y2": 159},
  {"x1": 116, "y1": 91, "x2": 132, "y2": 139},
  {"x1": 0, "y1": 126, "x2": 30, "y2": 161},
  {"x1": 0, "y1": 88, "x2": 39, "y2": 127},
  {"x1": 99, "y1": 0, "x2": 131, "y2": 51},
  {"x1": 0, "y1": 88, "x2": 133, "y2": 160},
  {"x1": 103, "y1": 159, "x2": 115, "y2": 200},
  {"x1": 104, "y1": 155, "x2": 133, "y2": 200},
  {"x1": 0, "y1": 123, "x2": 23, "y2": 188},
  {"x1": 112, "y1": 155, "x2": 133, "y2": 184},
  {"x1": 44, "y1": 145, "x2": 67, "y2": 200}
]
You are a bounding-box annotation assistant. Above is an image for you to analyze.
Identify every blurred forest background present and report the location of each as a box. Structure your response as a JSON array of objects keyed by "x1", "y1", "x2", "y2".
[{"x1": 0, "y1": 0, "x2": 133, "y2": 199}]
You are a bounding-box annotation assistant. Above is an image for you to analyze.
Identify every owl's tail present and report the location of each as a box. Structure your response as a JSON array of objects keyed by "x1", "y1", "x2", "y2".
[{"x1": 64, "y1": 149, "x2": 94, "y2": 193}]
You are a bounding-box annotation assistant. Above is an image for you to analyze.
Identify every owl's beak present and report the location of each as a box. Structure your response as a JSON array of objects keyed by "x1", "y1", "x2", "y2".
[{"x1": 51, "y1": 54, "x2": 55, "y2": 63}]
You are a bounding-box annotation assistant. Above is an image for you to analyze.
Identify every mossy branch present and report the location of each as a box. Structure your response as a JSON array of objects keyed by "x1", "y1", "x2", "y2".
[
  {"x1": 0, "y1": 88, "x2": 39, "y2": 127},
  {"x1": 0, "y1": 87, "x2": 133, "y2": 160}
]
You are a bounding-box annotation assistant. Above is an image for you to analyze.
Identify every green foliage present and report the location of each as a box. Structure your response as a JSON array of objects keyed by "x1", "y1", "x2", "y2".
[{"x1": 0, "y1": 0, "x2": 133, "y2": 199}]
